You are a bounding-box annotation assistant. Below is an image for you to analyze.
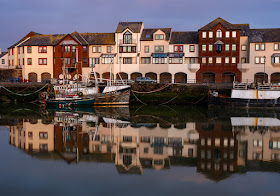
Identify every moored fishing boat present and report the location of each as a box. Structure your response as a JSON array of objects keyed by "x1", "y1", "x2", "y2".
[{"x1": 208, "y1": 82, "x2": 280, "y2": 108}]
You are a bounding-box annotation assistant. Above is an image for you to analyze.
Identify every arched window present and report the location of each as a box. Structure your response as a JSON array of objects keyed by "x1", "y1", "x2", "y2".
[
  {"x1": 123, "y1": 31, "x2": 132, "y2": 44},
  {"x1": 216, "y1": 30, "x2": 222, "y2": 38}
]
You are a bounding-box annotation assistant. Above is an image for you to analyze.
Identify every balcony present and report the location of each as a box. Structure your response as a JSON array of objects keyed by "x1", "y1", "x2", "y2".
[
  {"x1": 119, "y1": 39, "x2": 137, "y2": 45},
  {"x1": 188, "y1": 63, "x2": 200, "y2": 73},
  {"x1": 237, "y1": 63, "x2": 252, "y2": 72}
]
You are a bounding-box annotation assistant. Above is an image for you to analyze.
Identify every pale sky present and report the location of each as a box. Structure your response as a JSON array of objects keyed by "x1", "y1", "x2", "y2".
[{"x1": 1, "y1": 0, "x2": 280, "y2": 50}]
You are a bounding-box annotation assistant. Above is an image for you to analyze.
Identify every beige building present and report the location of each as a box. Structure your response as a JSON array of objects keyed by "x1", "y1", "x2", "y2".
[
  {"x1": 0, "y1": 48, "x2": 8, "y2": 69},
  {"x1": 238, "y1": 29, "x2": 280, "y2": 83}
]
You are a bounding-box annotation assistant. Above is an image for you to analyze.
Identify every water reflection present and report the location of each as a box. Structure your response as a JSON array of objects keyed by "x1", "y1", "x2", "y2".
[{"x1": 5, "y1": 105, "x2": 280, "y2": 181}]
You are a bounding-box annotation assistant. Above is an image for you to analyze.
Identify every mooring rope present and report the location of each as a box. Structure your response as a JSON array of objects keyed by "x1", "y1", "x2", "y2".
[
  {"x1": 131, "y1": 83, "x2": 171, "y2": 94},
  {"x1": 0, "y1": 84, "x2": 48, "y2": 96},
  {"x1": 131, "y1": 91, "x2": 148, "y2": 105}
]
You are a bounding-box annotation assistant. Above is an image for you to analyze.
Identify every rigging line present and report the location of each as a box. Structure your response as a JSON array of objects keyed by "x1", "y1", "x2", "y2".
[
  {"x1": 131, "y1": 91, "x2": 147, "y2": 105},
  {"x1": 131, "y1": 83, "x2": 171, "y2": 94},
  {"x1": 192, "y1": 93, "x2": 208, "y2": 105},
  {"x1": 159, "y1": 93, "x2": 181, "y2": 105},
  {"x1": 0, "y1": 84, "x2": 48, "y2": 96}
]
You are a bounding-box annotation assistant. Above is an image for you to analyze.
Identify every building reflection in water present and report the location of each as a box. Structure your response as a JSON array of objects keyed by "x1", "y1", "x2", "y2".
[{"x1": 8, "y1": 107, "x2": 280, "y2": 181}]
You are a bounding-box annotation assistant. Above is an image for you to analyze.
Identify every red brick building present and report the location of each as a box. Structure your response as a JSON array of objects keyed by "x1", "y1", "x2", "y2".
[
  {"x1": 197, "y1": 18, "x2": 249, "y2": 83},
  {"x1": 53, "y1": 32, "x2": 89, "y2": 80}
]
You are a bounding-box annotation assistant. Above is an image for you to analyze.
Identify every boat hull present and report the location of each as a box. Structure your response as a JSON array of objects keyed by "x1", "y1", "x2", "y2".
[
  {"x1": 45, "y1": 98, "x2": 95, "y2": 107},
  {"x1": 94, "y1": 87, "x2": 130, "y2": 105},
  {"x1": 208, "y1": 96, "x2": 280, "y2": 108}
]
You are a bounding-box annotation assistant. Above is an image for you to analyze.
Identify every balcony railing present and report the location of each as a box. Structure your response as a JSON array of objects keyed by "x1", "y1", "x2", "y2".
[{"x1": 119, "y1": 39, "x2": 137, "y2": 45}]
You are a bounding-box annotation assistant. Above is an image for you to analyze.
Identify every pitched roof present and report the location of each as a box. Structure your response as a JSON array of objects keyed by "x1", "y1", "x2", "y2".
[
  {"x1": 0, "y1": 52, "x2": 8, "y2": 58},
  {"x1": 248, "y1": 28, "x2": 280, "y2": 43},
  {"x1": 170, "y1": 31, "x2": 199, "y2": 44},
  {"x1": 19, "y1": 34, "x2": 66, "y2": 46},
  {"x1": 81, "y1": 33, "x2": 115, "y2": 45},
  {"x1": 116, "y1": 22, "x2": 143, "y2": 33},
  {"x1": 8, "y1": 31, "x2": 42, "y2": 49},
  {"x1": 71, "y1": 32, "x2": 88, "y2": 45},
  {"x1": 140, "y1": 28, "x2": 172, "y2": 41},
  {"x1": 199, "y1": 17, "x2": 249, "y2": 31}
]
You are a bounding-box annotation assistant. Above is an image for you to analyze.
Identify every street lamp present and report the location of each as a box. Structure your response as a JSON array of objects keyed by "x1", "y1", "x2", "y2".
[{"x1": 263, "y1": 56, "x2": 266, "y2": 83}]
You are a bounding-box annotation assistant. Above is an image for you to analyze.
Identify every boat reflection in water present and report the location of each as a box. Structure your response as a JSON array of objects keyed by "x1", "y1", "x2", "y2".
[{"x1": 7, "y1": 106, "x2": 280, "y2": 181}]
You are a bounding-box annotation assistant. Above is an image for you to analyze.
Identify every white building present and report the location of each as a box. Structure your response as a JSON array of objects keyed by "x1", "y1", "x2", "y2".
[{"x1": 0, "y1": 48, "x2": 8, "y2": 69}]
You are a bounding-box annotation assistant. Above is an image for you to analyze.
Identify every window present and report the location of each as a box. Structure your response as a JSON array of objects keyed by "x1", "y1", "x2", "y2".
[
  {"x1": 232, "y1": 57, "x2": 236, "y2": 64},
  {"x1": 202, "y1": 57, "x2": 206, "y2": 64},
  {"x1": 226, "y1": 31, "x2": 230, "y2": 38},
  {"x1": 209, "y1": 45, "x2": 213, "y2": 51},
  {"x1": 190, "y1": 57, "x2": 195, "y2": 64},
  {"x1": 27, "y1": 58, "x2": 32, "y2": 65},
  {"x1": 39, "y1": 58, "x2": 47, "y2": 65},
  {"x1": 232, "y1": 31, "x2": 236, "y2": 38},
  {"x1": 256, "y1": 44, "x2": 265, "y2": 51},
  {"x1": 93, "y1": 58, "x2": 100, "y2": 64},
  {"x1": 232, "y1": 44, "x2": 236, "y2": 51},
  {"x1": 154, "y1": 46, "x2": 164, "y2": 52},
  {"x1": 101, "y1": 54, "x2": 114, "y2": 64},
  {"x1": 272, "y1": 56, "x2": 280, "y2": 64},
  {"x1": 225, "y1": 44, "x2": 230, "y2": 51},
  {"x1": 2, "y1": 59, "x2": 5, "y2": 64},
  {"x1": 18, "y1": 48, "x2": 20, "y2": 54},
  {"x1": 18, "y1": 59, "x2": 20, "y2": 65},
  {"x1": 144, "y1": 148, "x2": 149, "y2": 154},
  {"x1": 269, "y1": 141, "x2": 280, "y2": 149},
  {"x1": 241, "y1": 45, "x2": 247, "y2": 51},
  {"x1": 216, "y1": 44, "x2": 222, "y2": 53},
  {"x1": 152, "y1": 56, "x2": 167, "y2": 64},
  {"x1": 188, "y1": 149, "x2": 194, "y2": 157},
  {"x1": 39, "y1": 46, "x2": 47, "y2": 53},
  {"x1": 123, "y1": 136, "x2": 132, "y2": 142},
  {"x1": 141, "y1": 57, "x2": 151, "y2": 64},
  {"x1": 216, "y1": 57, "x2": 222, "y2": 64},
  {"x1": 93, "y1": 46, "x2": 101, "y2": 53},
  {"x1": 209, "y1": 31, "x2": 213, "y2": 38},
  {"x1": 28, "y1": 132, "x2": 33, "y2": 138},
  {"x1": 274, "y1": 44, "x2": 279, "y2": 50},
  {"x1": 107, "y1": 46, "x2": 112, "y2": 53},
  {"x1": 119, "y1": 46, "x2": 136, "y2": 53},
  {"x1": 72, "y1": 46, "x2": 76, "y2": 52},
  {"x1": 39, "y1": 144, "x2": 48, "y2": 152},
  {"x1": 64, "y1": 58, "x2": 70, "y2": 65},
  {"x1": 12, "y1": 48, "x2": 14, "y2": 55},
  {"x1": 216, "y1": 30, "x2": 222, "y2": 38},
  {"x1": 144, "y1": 46, "x2": 149, "y2": 53},
  {"x1": 27, "y1": 46, "x2": 32, "y2": 53},
  {"x1": 123, "y1": 57, "x2": 132, "y2": 64},
  {"x1": 202, "y1": 45, "x2": 206, "y2": 51},
  {"x1": 155, "y1": 34, "x2": 164, "y2": 40},
  {"x1": 72, "y1": 58, "x2": 76, "y2": 65},
  {"x1": 83, "y1": 58, "x2": 87, "y2": 64},
  {"x1": 253, "y1": 140, "x2": 263, "y2": 147},
  {"x1": 208, "y1": 57, "x2": 213, "y2": 64},
  {"x1": 225, "y1": 57, "x2": 229, "y2": 64},
  {"x1": 189, "y1": 45, "x2": 194, "y2": 52},
  {"x1": 39, "y1": 132, "x2": 48, "y2": 139},
  {"x1": 241, "y1": 57, "x2": 246, "y2": 63},
  {"x1": 83, "y1": 46, "x2": 87, "y2": 52},
  {"x1": 123, "y1": 31, "x2": 132, "y2": 44},
  {"x1": 64, "y1": 46, "x2": 70, "y2": 53},
  {"x1": 174, "y1": 45, "x2": 183, "y2": 52},
  {"x1": 202, "y1": 32, "x2": 207, "y2": 38},
  {"x1": 169, "y1": 57, "x2": 183, "y2": 64},
  {"x1": 255, "y1": 57, "x2": 265, "y2": 64}
]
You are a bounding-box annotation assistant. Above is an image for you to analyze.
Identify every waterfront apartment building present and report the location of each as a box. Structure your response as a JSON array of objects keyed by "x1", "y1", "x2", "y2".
[
  {"x1": 7, "y1": 18, "x2": 280, "y2": 83},
  {"x1": 0, "y1": 48, "x2": 8, "y2": 69}
]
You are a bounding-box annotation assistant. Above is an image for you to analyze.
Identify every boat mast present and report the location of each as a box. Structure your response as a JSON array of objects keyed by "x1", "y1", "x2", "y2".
[{"x1": 76, "y1": 47, "x2": 79, "y2": 94}]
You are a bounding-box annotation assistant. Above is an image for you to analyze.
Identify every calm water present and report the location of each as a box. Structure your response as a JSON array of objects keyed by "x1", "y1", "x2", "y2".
[{"x1": 1, "y1": 104, "x2": 280, "y2": 195}]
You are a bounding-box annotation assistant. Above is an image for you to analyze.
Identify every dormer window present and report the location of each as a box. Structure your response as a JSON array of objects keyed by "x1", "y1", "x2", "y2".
[
  {"x1": 123, "y1": 31, "x2": 132, "y2": 44},
  {"x1": 146, "y1": 34, "x2": 150, "y2": 38},
  {"x1": 155, "y1": 34, "x2": 164, "y2": 40},
  {"x1": 216, "y1": 30, "x2": 222, "y2": 38}
]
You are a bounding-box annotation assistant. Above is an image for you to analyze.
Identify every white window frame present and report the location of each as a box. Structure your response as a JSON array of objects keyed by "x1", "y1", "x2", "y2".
[
  {"x1": 209, "y1": 32, "x2": 213, "y2": 38},
  {"x1": 232, "y1": 31, "x2": 236, "y2": 38},
  {"x1": 232, "y1": 44, "x2": 236, "y2": 51},
  {"x1": 232, "y1": 57, "x2": 236, "y2": 64},
  {"x1": 225, "y1": 57, "x2": 229, "y2": 64},
  {"x1": 216, "y1": 57, "x2": 222, "y2": 64},
  {"x1": 225, "y1": 44, "x2": 230, "y2": 51},
  {"x1": 241, "y1": 45, "x2": 247, "y2": 51},
  {"x1": 226, "y1": 31, "x2": 230, "y2": 38},
  {"x1": 202, "y1": 32, "x2": 207, "y2": 38},
  {"x1": 209, "y1": 45, "x2": 213, "y2": 51},
  {"x1": 216, "y1": 30, "x2": 222, "y2": 38},
  {"x1": 202, "y1": 57, "x2": 206, "y2": 64},
  {"x1": 202, "y1": 45, "x2": 206, "y2": 51}
]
